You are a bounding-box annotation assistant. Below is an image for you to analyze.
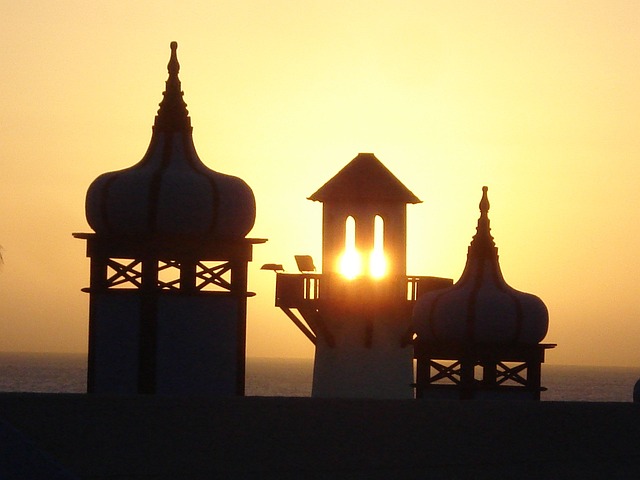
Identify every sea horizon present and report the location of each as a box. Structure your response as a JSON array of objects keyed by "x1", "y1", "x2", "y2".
[
  {"x1": 1, "y1": 350, "x2": 639, "y2": 370},
  {"x1": 1, "y1": 351, "x2": 639, "y2": 402}
]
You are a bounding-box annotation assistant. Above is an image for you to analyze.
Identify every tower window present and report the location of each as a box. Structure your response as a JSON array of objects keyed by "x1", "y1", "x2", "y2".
[
  {"x1": 339, "y1": 216, "x2": 361, "y2": 279},
  {"x1": 370, "y1": 215, "x2": 386, "y2": 278}
]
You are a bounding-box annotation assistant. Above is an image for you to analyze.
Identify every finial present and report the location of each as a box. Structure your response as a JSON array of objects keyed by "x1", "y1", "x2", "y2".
[
  {"x1": 168, "y1": 41, "x2": 179, "y2": 76},
  {"x1": 469, "y1": 186, "x2": 496, "y2": 255},
  {"x1": 480, "y1": 186, "x2": 490, "y2": 215},
  {"x1": 154, "y1": 41, "x2": 191, "y2": 132}
]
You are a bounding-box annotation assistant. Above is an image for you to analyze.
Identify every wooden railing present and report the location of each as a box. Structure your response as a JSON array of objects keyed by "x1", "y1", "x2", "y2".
[{"x1": 275, "y1": 273, "x2": 452, "y2": 308}]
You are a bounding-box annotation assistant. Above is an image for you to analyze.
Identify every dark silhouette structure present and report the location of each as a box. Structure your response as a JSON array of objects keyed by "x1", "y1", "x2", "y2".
[
  {"x1": 275, "y1": 153, "x2": 451, "y2": 398},
  {"x1": 412, "y1": 187, "x2": 554, "y2": 400},
  {"x1": 75, "y1": 42, "x2": 264, "y2": 395}
]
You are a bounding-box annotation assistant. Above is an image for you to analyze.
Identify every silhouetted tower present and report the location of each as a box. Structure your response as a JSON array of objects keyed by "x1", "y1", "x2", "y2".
[
  {"x1": 312, "y1": 153, "x2": 417, "y2": 279},
  {"x1": 75, "y1": 42, "x2": 264, "y2": 395},
  {"x1": 412, "y1": 187, "x2": 554, "y2": 400},
  {"x1": 275, "y1": 153, "x2": 451, "y2": 398}
]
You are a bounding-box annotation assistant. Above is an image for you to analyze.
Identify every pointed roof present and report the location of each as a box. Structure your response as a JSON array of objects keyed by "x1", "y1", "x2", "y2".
[
  {"x1": 308, "y1": 153, "x2": 421, "y2": 204},
  {"x1": 153, "y1": 41, "x2": 191, "y2": 132},
  {"x1": 466, "y1": 186, "x2": 497, "y2": 261}
]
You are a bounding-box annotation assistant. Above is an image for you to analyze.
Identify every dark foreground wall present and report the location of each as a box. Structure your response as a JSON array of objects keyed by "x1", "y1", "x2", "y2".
[{"x1": 1, "y1": 393, "x2": 639, "y2": 479}]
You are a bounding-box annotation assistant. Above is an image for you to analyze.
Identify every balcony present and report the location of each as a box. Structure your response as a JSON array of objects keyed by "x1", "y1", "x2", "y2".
[
  {"x1": 275, "y1": 273, "x2": 452, "y2": 309},
  {"x1": 274, "y1": 273, "x2": 452, "y2": 346}
]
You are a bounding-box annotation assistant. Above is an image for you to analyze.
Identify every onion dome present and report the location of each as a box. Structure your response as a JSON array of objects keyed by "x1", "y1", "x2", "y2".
[
  {"x1": 85, "y1": 42, "x2": 255, "y2": 238},
  {"x1": 413, "y1": 187, "x2": 548, "y2": 345}
]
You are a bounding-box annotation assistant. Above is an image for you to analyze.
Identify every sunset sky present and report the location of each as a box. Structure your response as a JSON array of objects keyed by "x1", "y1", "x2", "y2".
[{"x1": 1, "y1": 1, "x2": 639, "y2": 367}]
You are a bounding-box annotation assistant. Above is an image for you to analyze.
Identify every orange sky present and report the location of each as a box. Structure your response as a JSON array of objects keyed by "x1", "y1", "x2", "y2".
[{"x1": 1, "y1": 1, "x2": 639, "y2": 366}]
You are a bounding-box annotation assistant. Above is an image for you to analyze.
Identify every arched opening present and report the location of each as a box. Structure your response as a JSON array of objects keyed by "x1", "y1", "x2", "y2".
[
  {"x1": 369, "y1": 215, "x2": 386, "y2": 278},
  {"x1": 338, "y1": 216, "x2": 361, "y2": 279}
]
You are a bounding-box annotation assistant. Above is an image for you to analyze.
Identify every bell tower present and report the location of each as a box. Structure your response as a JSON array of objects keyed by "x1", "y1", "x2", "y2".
[
  {"x1": 274, "y1": 153, "x2": 451, "y2": 398},
  {"x1": 311, "y1": 153, "x2": 414, "y2": 279},
  {"x1": 75, "y1": 43, "x2": 264, "y2": 396}
]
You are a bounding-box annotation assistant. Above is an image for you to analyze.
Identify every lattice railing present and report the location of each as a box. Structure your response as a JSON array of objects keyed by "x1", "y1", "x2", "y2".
[
  {"x1": 195, "y1": 261, "x2": 232, "y2": 292},
  {"x1": 427, "y1": 359, "x2": 529, "y2": 387},
  {"x1": 495, "y1": 362, "x2": 528, "y2": 386},
  {"x1": 106, "y1": 258, "x2": 143, "y2": 289},
  {"x1": 103, "y1": 258, "x2": 233, "y2": 292},
  {"x1": 158, "y1": 260, "x2": 181, "y2": 291},
  {"x1": 429, "y1": 360, "x2": 463, "y2": 385}
]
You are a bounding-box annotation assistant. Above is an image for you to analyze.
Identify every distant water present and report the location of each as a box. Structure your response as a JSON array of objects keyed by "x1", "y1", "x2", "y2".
[{"x1": 0, "y1": 352, "x2": 638, "y2": 402}]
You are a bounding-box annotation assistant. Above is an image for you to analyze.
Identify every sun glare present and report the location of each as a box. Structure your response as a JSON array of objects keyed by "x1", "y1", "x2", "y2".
[
  {"x1": 339, "y1": 248, "x2": 362, "y2": 280},
  {"x1": 369, "y1": 250, "x2": 386, "y2": 279},
  {"x1": 338, "y1": 215, "x2": 388, "y2": 279},
  {"x1": 339, "y1": 249, "x2": 388, "y2": 279}
]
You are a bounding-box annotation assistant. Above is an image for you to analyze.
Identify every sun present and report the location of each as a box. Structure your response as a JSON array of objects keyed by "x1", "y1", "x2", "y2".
[
  {"x1": 339, "y1": 248, "x2": 362, "y2": 280},
  {"x1": 369, "y1": 250, "x2": 386, "y2": 279},
  {"x1": 338, "y1": 248, "x2": 387, "y2": 280}
]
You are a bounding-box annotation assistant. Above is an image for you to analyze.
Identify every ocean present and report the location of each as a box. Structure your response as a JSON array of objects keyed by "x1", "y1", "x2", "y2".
[{"x1": 0, "y1": 352, "x2": 638, "y2": 402}]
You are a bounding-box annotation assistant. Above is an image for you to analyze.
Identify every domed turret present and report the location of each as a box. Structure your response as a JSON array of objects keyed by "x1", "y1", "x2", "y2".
[
  {"x1": 413, "y1": 187, "x2": 548, "y2": 345},
  {"x1": 411, "y1": 187, "x2": 553, "y2": 400},
  {"x1": 85, "y1": 42, "x2": 255, "y2": 239},
  {"x1": 76, "y1": 43, "x2": 264, "y2": 397}
]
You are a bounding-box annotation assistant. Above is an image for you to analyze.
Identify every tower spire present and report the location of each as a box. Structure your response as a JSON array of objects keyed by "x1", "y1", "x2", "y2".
[
  {"x1": 154, "y1": 41, "x2": 191, "y2": 132},
  {"x1": 468, "y1": 186, "x2": 496, "y2": 257}
]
